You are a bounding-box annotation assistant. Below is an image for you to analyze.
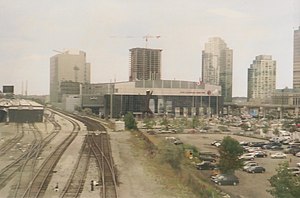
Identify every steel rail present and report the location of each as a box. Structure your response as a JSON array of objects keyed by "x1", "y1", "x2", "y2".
[
  {"x1": 0, "y1": 123, "x2": 24, "y2": 156},
  {"x1": 60, "y1": 138, "x2": 91, "y2": 198},
  {"x1": 21, "y1": 113, "x2": 80, "y2": 198},
  {"x1": 89, "y1": 133, "x2": 118, "y2": 198}
]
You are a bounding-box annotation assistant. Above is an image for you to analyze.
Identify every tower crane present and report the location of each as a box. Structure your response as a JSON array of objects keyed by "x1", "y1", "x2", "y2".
[
  {"x1": 110, "y1": 35, "x2": 161, "y2": 48},
  {"x1": 143, "y1": 35, "x2": 161, "y2": 48}
]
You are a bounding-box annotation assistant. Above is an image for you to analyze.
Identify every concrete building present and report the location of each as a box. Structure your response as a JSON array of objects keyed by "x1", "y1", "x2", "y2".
[
  {"x1": 0, "y1": 99, "x2": 44, "y2": 123},
  {"x1": 202, "y1": 37, "x2": 233, "y2": 102},
  {"x1": 247, "y1": 55, "x2": 276, "y2": 102},
  {"x1": 80, "y1": 80, "x2": 222, "y2": 118},
  {"x1": 50, "y1": 50, "x2": 90, "y2": 103},
  {"x1": 129, "y1": 48, "x2": 162, "y2": 81},
  {"x1": 293, "y1": 27, "x2": 300, "y2": 89}
]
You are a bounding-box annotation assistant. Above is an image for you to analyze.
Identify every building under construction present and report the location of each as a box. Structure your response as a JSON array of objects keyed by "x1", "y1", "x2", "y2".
[{"x1": 129, "y1": 48, "x2": 162, "y2": 81}]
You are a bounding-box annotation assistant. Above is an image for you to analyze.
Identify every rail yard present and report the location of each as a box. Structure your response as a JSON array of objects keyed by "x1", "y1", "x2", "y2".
[{"x1": 0, "y1": 109, "x2": 118, "y2": 198}]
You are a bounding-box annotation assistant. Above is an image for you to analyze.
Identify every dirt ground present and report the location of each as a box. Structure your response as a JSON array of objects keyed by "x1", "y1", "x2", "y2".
[{"x1": 109, "y1": 131, "x2": 197, "y2": 198}]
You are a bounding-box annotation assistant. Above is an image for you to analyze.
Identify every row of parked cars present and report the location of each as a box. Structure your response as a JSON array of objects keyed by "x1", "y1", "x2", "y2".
[
  {"x1": 239, "y1": 140, "x2": 300, "y2": 177},
  {"x1": 195, "y1": 151, "x2": 241, "y2": 186},
  {"x1": 197, "y1": 138, "x2": 300, "y2": 186}
]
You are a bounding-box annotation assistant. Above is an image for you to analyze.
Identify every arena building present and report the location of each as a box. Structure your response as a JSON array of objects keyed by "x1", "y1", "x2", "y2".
[{"x1": 78, "y1": 80, "x2": 222, "y2": 118}]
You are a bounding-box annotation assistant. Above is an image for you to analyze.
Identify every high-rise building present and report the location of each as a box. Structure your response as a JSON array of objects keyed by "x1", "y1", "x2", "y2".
[
  {"x1": 50, "y1": 50, "x2": 90, "y2": 103},
  {"x1": 247, "y1": 55, "x2": 276, "y2": 102},
  {"x1": 129, "y1": 48, "x2": 162, "y2": 81},
  {"x1": 202, "y1": 37, "x2": 233, "y2": 102},
  {"x1": 293, "y1": 27, "x2": 300, "y2": 89}
]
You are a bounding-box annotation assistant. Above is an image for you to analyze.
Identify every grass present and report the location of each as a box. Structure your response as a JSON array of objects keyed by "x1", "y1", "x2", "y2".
[{"x1": 129, "y1": 130, "x2": 223, "y2": 198}]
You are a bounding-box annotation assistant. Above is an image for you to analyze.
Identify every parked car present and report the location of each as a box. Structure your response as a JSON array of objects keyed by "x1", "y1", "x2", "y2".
[
  {"x1": 211, "y1": 140, "x2": 221, "y2": 147},
  {"x1": 243, "y1": 160, "x2": 257, "y2": 166},
  {"x1": 297, "y1": 162, "x2": 300, "y2": 167},
  {"x1": 246, "y1": 166, "x2": 266, "y2": 173},
  {"x1": 212, "y1": 174, "x2": 239, "y2": 186},
  {"x1": 173, "y1": 139, "x2": 183, "y2": 145},
  {"x1": 288, "y1": 167, "x2": 300, "y2": 176},
  {"x1": 243, "y1": 162, "x2": 258, "y2": 171},
  {"x1": 249, "y1": 142, "x2": 267, "y2": 148},
  {"x1": 270, "y1": 145, "x2": 284, "y2": 150},
  {"x1": 263, "y1": 142, "x2": 282, "y2": 149},
  {"x1": 199, "y1": 151, "x2": 219, "y2": 158},
  {"x1": 284, "y1": 147, "x2": 300, "y2": 155},
  {"x1": 239, "y1": 153, "x2": 255, "y2": 160},
  {"x1": 247, "y1": 147, "x2": 261, "y2": 153},
  {"x1": 253, "y1": 151, "x2": 268, "y2": 158},
  {"x1": 270, "y1": 152, "x2": 287, "y2": 159},
  {"x1": 196, "y1": 161, "x2": 216, "y2": 170},
  {"x1": 295, "y1": 152, "x2": 300, "y2": 157},
  {"x1": 199, "y1": 154, "x2": 217, "y2": 162}
]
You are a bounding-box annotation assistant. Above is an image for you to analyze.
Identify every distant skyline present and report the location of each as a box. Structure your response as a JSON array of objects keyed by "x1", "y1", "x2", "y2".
[{"x1": 0, "y1": 0, "x2": 299, "y2": 96}]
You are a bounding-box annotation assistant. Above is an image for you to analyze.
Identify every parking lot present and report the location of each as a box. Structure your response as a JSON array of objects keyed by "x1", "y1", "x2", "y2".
[{"x1": 156, "y1": 132, "x2": 300, "y2": 198}]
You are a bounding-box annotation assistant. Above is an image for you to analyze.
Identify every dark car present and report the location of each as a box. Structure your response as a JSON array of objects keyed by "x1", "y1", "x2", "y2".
[
  {"x1": 253, "y1": 151, "x2": 268, "y2": 158},
  {"x1": 246, "y1": 166, "x2": 266, "y2": 173},
  {"x1": 291, "y1": 148, "x2": 300, "y2": 155},
  {"x1": 270, "y1": 145, "x2": 283, "y2": 150},
  {"x1": 212, "y1": 174, "x2": 239, "y2": 186},
  {"x1": 199, "y1": 154, "x2": 217, "y2": 162},
  {"x1": 199, "y1": 151, "x2": 219, "y2": 158},
  {"x1": 263, "y1": 142, "x2": 282, "y2": 149},
  {"x1": 196, "y1": 161, "x2": 216, "y2": 170},
  {"x1": 249, "y1": 142, "x2": 267, "y2": 148}
]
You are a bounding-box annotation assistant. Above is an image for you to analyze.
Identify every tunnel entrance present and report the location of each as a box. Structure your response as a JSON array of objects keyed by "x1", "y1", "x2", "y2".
[{"x1": 0, "y1": 110, "x2": 7, "y2": 122}]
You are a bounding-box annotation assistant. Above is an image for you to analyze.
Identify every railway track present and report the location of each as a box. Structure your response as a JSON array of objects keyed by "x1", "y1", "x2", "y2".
[
  {"x1": 60, "y1": 138, "x2": 91, "y2": 198},
  {"x1": 0, "y1": 123, "x2": 44, "y2": 191},
  {"x1": 0, "y1": 123, "x2": 24, "y2": 156},
  {"x1": 57, "y1": 111, "x2": 118, "y2": 198},
  {"x1": 89, "y1": 133, "x2": 118, "y2": 198},
  {"x1": 1, "y1": 108, "x2": 118, "y2": 198},
  {"x1": 21, "y1": 112, "x2": 80, "y2": 198}
]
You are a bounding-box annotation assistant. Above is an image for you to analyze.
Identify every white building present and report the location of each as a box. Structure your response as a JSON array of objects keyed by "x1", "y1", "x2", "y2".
[
  {"x1": 50, "y1": 50, "x2": 90, "y2": 103},
  {"x1": 202, "y1": 37, "x2": 233, "y2": 102},
  {"x1": 248, "y1": 55, "x2": 276, "y2": 102}
]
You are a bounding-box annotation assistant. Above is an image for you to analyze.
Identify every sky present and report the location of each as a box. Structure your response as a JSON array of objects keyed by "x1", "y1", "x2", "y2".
[{"x1": 0, "y1": 0, "x2": 299, "y2": 96}]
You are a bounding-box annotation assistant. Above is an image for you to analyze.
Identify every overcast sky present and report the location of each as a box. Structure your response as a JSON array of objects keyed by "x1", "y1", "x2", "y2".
[{"x1": 0, "y1": 0, "x2": 299, "y2": 96}]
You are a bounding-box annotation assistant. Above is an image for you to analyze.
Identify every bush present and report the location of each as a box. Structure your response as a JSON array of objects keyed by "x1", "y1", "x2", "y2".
[
  {"x1": 124, "y1": 112, "x2": 137, "y2": 130},
  {"x1": 158, "y1": 140, "x2": 184, "y2": 170}
]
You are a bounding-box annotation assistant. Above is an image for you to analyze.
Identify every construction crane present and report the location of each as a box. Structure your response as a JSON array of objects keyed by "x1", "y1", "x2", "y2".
[
  {"x1": 143, "y1": 35, "x2": 161, "y2": 48},
  {"x1": 110, "y1": 35, "x2": 161, "y2": 48}
]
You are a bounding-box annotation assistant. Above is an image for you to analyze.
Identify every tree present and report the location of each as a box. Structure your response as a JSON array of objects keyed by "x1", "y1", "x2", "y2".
[
  {"x1": 191, "y1": 116, "x2": 200, "y2": 129},
  {"x1": 83, "y1": 108, "x2": 93, "y2": 115},
  {"x1": 268, "y1": 161, "x2": 300, "y2": 198},
  {"x1": 124, "y1": 112, "x2": 137, "y2": 130},
  {"x1": 218, "y1": 136, "x2": 244, "y2": 174}
]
